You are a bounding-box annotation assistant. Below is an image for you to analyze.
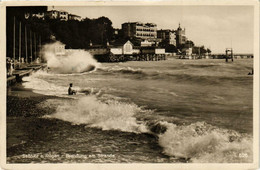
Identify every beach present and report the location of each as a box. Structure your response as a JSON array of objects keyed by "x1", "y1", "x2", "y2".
[
  {"x1": 7, "y1": 59, "x2": 253, "y2": 163},
  {"x1": 7, "y1": 84, "x2": 171, "y2": 163}
]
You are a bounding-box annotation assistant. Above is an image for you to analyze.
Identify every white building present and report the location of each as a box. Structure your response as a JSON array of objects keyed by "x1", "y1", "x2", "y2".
[
  {"x1": 46, "y1": 10, "x2": 59, "y2": 19},
  {"x1": 55, "y1": 44, "x2": 66, "y2": 56},
  {"x1": 59, "y1": 10, "x2": 68, "y2": 21}
]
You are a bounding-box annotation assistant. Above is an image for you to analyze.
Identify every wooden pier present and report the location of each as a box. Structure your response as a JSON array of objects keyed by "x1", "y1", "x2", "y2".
[
  {"x1": 7, "y1": 64, "x2": 46, "y2": 86},
  {"x1": 108, "y1": 53, "x2": 166, "y2": 62}
]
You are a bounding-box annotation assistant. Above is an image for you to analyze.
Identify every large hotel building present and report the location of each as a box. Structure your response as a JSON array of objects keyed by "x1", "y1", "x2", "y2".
[
  {"x1": 157, "y1": 29, "x2": 176, "y2": 46},
  {"x1": 122, "y1": 22, "x2": 157, "y2": 40}
]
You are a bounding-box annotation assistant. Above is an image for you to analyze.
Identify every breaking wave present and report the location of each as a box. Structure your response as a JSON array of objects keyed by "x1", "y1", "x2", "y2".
[
  {"x1": 157, "y1": 121, "x2": 253, "y2": 163},
  {"x1": 42, "y1": 41, "x2": 101, "y2": 74},
  {"x1": 41, "y1": 92, "x2": 252, "y2": 163},
  {"x1": 22, "y1": 70, "x2": 100, "y2": 97},
  {"x1": 44, "y1": 95, "x2": 148, "y2": 133},
  {"x1": 23, "y1": 63, "x2": 253, "y2": 163}
]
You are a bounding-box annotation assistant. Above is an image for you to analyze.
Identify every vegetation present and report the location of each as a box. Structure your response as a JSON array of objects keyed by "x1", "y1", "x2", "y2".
[{"x1": 6, "y1": 7, "x2": 114, "y2": 58}]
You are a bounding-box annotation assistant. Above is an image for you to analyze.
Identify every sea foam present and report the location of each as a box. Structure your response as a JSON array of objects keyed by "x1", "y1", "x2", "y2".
[
  {"x1": 157, "y1": 121, "x2": 253, "y2": 163},
  {"x1": 45, "y1": 95, "x2": 148, "y2": 133},
  {"x1": 42, "y1": 41, "x2": 101, "y2": 74}
]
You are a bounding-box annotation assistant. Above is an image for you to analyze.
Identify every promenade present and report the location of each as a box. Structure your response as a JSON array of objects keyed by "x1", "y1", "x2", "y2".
[{"x1": 7, "y1": 63, "x2": 47, "y2": 86}]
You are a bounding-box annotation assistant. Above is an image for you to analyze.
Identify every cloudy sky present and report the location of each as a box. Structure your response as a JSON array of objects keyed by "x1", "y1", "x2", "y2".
[{"x1": 49, "y1": 6, "x2": 254, "y2": 54}]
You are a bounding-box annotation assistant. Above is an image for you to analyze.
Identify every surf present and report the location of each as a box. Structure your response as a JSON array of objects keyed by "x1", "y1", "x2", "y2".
[
  {"x1": 40, "y1": 92, "x2": 253, "y2": 163},
  {"x1": 42, "y1": 41, "x2": 101, "y2": 74}
]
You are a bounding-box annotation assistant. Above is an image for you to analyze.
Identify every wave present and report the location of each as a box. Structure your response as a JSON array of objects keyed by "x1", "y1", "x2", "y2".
[
  {"x1": 26, "y1": 67, "x2": 252, "y2": 163},
  {"x1": 157, "y1": 121, "x2": 252, "y2": 163},
  {"x1": 23, "y1": 75, "x2": 68, "y2": 97},
  {"x1": 42, "y1": 42, "x2": 101, "y2": 74},
  {"x1": 41, "y1": 92, "x2": 252, "y2": 163},
  {"x1": 44, "y1": 95, "x2": 148, "y2": 133},
  {"x1": 97, "y1": 65, "x2": 251, "y2": 86},
  {"x1": 98, "y1": 66, "x2": 144, "y2": 75},
  {"x1": 22, "y1": 71, "x2": 100, "y2": 97}
]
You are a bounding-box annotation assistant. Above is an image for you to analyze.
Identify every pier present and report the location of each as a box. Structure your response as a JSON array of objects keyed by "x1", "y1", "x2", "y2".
[{"x1": 7, "y1": 64, "x2": 47, "y2": 86}]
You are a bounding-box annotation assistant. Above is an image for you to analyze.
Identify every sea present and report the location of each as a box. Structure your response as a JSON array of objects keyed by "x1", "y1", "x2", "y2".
[{"x1": 8, "y1": 52, "x2": 254, "y2": 163}]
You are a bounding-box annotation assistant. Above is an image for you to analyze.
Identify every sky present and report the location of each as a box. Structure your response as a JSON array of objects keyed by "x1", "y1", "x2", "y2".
[{"x1": 49, "y1": 6, "x2": 254, "y2": 54}]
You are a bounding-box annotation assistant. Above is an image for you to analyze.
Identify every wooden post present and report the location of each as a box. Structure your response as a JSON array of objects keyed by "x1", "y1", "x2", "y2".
[
  {"x1": 30, "y1": 31, "x2": 32, "y2": 62},
  {"x1": 231, "y1": 49, "x2": 233, "y2": 62},
  {"x1": 198, "y1": 46, "x2": 200, "y2": 58},
  {"x1": 25, "y1": 26, "x2": 28, "y2": 63},
  {"x1": 13, "y1": 16, "x2": 15, "y2": 61},
  {"x1": 34, "y1": 32, "x2": 36, "y2": 62},
  {"x1": 225, "y1": 49, "x2": 228, "y2": 62},
  {"x1": 39, "y1": 35, "x2": 41, "y2": 62},
  {"x1": 19, "y1": 21, "x2": 21, "y2": 64}
]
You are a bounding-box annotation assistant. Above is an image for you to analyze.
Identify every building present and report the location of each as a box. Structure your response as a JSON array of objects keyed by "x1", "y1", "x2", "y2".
[
  {"x1": 157, "y1": 29, "x2": 176, "y2": 46},
  {"x1": 141, "y1": 40, "x2": 153, "y2": 47},
  {"x1": 59, "y1": 10, "x2": 68, "y2": 21},
  {"x1": 68, "y1": 14, "x2": 81, "y2": 21},
  {"x1": 121, "y1": 22, "x2": 157, "y2": 40},
  {"x1": 55, "y1": 44, "x2": 66, "y2": 56},
  {"x1": 46, "y1": 10, "x2": 60, "y2": 19},
  {"x1": 31, "y1": 12, "x2": 45, "y2": 20},
  {"x1": 44, "y1": 10, "x2": 72, "y2": 21},
  {"x1": 175, "y1": 23, "x2": 187, "y2": 47},
  {"x1": 25, "y1": 8, "x2": 82, "y2": 22}
]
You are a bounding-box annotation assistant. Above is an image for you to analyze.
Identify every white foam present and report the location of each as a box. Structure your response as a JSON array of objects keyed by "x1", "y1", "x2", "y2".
[
  {"x1": 22, "y1": 71, "x2": 98, "y2": 98},
  {"x1": 45, "y1": 95, "x2": 148, "y2": 133},
  {"x1": 23, "y1": 73, "x2": 67, "y2": 97},
  {"x1": 158, "y1": 121, "x2": 253, "y2": 163},
  {"x1": 100, "y1": 66, "x2": 143, "y2": 74},
  {"x1": 42, "y1": 41, "x2": 101, "y2": 74}
]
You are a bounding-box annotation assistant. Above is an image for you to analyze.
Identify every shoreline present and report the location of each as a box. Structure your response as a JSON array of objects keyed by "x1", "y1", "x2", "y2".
[
  {"x1": 6, "y1": 83, "x2": 165, "y2": 163},
  {"x1": 7, "y1": 63, "x2": 47, "y2": 87}
]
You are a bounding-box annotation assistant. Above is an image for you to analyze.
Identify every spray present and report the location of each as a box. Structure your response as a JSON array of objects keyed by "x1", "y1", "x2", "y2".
[{"x1": 41, "y1": 41, "x2": 101, "y2": 74}]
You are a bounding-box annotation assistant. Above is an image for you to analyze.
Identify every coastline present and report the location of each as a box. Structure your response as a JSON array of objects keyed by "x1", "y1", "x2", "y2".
[
  {"x1": 7, "y1": 83, "x2": 58, "y2": 155},
  {"x1": 6, "y1": 83, "x2": 163, "y2": 163}
]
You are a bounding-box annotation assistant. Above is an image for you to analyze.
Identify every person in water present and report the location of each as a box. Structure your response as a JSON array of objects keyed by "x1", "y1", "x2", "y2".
[{"x1": 68, "y1": 83, "x2": 77, "y2": 95}]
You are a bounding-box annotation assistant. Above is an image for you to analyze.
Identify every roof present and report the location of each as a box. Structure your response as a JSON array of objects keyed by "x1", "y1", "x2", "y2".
[
  {"x1": 122, "y1": 22, "x2": 157, "y2": 27},
  {"x1": 69, "y1": 14, "x2": 81, "y2": 17},
  {"x1": 110, "y1": 38, "x2": 141, "y2": 47}
]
